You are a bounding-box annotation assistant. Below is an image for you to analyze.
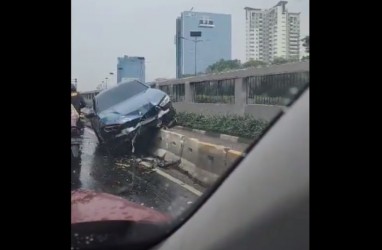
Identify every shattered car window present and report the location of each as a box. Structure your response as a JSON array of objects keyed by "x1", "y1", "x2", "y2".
[{"x1": 72, "y1": 0, "x2": 309, "y2": 247}]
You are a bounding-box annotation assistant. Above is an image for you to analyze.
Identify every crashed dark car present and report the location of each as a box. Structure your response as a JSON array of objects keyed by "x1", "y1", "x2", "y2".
[{"x1": 86, "y1": 80, "x2": 176, "y2": 146}]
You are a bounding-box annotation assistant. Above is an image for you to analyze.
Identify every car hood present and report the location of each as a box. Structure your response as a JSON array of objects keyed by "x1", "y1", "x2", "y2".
[
  {"x1": 98, "y1": 88, "x2": 166, "y2": 125},
  {"x1": 71, "y1": 189, "x2": 171, "y2": 224}
]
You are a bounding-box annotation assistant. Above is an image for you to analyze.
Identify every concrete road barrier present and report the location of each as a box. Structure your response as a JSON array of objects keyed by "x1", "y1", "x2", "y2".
[
  {"x1": 82, "y1": 119, "x2": 244, "y2": 187},
  {"x1": 226, "y1": 149, "x2": 244, "y2": 167},
  {"x1": 150, "y1": 129, "x2": 244, "y2": 187}
]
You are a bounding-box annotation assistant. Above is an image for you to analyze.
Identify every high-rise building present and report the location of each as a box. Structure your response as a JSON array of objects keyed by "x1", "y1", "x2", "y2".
[
  {"x1": 175, "y1": 11, "x2": 231, "y2": 78},
  {"x1": 117, "y1": 56, "x2": 145, "y2": 83},
  {"x1": 245, "y1": 1, "x2": 300, "y2": 63}
]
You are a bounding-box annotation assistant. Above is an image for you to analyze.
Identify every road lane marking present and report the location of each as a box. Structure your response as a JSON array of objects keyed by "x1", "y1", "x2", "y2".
[{"x1": 154, "y1": 168, "x2": 202, "y2": 197}]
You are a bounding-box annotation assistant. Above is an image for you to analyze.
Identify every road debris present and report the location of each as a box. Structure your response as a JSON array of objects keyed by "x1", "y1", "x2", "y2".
[
  {"x1": 115, "y1": 163, "x2": 130, "y2": 168},
  {"x1": 158, "y1": 159, "x2": 181, "y2": 169}
]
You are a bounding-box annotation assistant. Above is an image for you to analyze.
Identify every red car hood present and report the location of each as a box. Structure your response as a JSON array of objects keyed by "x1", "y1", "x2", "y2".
[{"x1": 71, "y1": 189, "x2": 171, "y2": 224}]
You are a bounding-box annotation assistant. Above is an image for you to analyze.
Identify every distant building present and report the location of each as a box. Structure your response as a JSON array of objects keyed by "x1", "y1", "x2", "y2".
[
  {"x1": 175, "y1": 11, "x2": 231, "y2": 78},
  {"x1": 117, "y1": 56, "x2": 145, "y2": 83},
  {"x1": 245, "y1": 1, "x2": 300, "y2": 63}
]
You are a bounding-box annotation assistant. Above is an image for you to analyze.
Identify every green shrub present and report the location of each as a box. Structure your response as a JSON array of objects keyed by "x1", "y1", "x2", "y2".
[{"x1": 175, "y1": 112, "x2": 268, "y2": 139}]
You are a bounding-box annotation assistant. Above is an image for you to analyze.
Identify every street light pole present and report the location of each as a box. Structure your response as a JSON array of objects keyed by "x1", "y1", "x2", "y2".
[
  {"x1": 109, "y1": 72, "x2": 114, "y2": 86},
  {"x1": 179, "y1": 36, "x2": 205, "y2": 76},
  {"x1": 194, "y1": 37, "x2": 197, "y2": 75}
]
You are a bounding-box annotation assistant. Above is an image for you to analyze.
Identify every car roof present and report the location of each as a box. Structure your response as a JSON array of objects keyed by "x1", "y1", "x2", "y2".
[{"x1": 95, "y1": 80, "x2": 148, "y2": 100}]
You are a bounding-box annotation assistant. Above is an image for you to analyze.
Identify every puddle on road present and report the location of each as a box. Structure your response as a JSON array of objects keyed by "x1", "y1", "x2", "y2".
[{"x1": 72, "y1": 128, "x2": 200, "y2": 217}]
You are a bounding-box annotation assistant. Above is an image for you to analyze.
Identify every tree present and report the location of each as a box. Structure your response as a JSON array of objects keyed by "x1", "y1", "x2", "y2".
[
  {"x1": 271, "y1": 56, "x2": 300, "y2": 65},
  {"x1": 242, "y1": 60, "x2": 267, "y2": 68},
  {"x1": 181, "y1": 72, "x2": 205, "y2": 78},
  {"x1": 271, "y1": 57, "x2": 289, "y2": 65},
  {"x1": 301, "y1": 55, "x2": 309, "y2": 61},
  {"x1": 289, "y1": 56, "x2": 300, "y2": 62},
  {"x1": 301, "y1": 35, "x2": 309, "y2": 53},
  {"x1": 181, "y1": 74, "x2": 196, "y2": 78},
  {"x1": 206, "y1": 59, "x2": 242, "y2": 73}
]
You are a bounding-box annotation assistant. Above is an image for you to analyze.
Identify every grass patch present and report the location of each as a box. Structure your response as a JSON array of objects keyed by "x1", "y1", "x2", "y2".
[{"x1": 175, "y1": 112, "x2": 268, "y2": 139}]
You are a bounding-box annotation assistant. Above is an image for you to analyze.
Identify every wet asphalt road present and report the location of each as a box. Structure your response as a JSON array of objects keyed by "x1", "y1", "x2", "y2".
[{"x1": 71, "y1": 128, "x2": 202, "y2": 218}]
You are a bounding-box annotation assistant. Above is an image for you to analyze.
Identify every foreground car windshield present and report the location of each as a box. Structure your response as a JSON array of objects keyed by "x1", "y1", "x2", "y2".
[
  {"x1": 72, "y1": 0, "x2": 309, "y2": 248},
  {"x1": 95, "y1": 81, "x2": 148, "y2": 113}
]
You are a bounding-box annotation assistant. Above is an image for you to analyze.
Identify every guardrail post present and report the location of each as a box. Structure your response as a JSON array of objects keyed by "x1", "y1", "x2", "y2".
[
  {"x1": 184, "y1": 81, "x2": 192, "y2": 102},
  {"x1": 234, "y1": 77, "x2": 246, "y2": 115}
]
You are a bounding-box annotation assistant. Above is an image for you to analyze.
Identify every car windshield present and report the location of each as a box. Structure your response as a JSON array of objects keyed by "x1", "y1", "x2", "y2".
[
  {"x1": 95, "y1": 81, "x2": 148, "y2": 113},
  {"x1": 72, "y1": 0, "x2": 309, "y2": 248}
]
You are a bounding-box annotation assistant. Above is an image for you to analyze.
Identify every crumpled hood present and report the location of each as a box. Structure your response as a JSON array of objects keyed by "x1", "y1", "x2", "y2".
[
  {"x1": 98, "y1": 88, "x2": 166, "y2": 125},
  {"x1": 71, "y1": 189, "x2": 171, "y2": 224}
]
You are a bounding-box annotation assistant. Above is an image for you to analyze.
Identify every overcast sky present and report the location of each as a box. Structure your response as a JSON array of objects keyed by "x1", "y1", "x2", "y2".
[{"x1": 72, "y1": 0, "x2": 309, "y2": 91}]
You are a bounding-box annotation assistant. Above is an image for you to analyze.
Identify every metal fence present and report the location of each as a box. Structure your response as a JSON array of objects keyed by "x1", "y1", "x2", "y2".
[
  {"x1": 159, "y1": 85, "x2": 171, "y2": 95},
  {"x1": 79, "y1": 62, "x2": 309, "y2": 115},
  {"x1": 82, "y1": 92, "x2": 99, "y2": 101},
  {"x1": 191, "y1": 79, "x2": 235, "y2": 104},
  {"x1": 159, "y1": 84, "x2": 185, "y2": 102},
  {"x1": 172, "y1": 84, "x2": 185, "y2": 102},
  {"x1": 245, "y1": 71, "x2": 309, "y2": 105}
]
